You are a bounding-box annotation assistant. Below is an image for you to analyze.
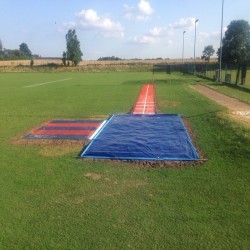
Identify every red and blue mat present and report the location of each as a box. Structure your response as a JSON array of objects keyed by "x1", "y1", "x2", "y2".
[{"x1": 24, "y1": 120, "x2": 103, "y2": 140}]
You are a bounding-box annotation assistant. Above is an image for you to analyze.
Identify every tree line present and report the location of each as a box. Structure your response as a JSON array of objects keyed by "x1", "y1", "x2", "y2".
[{"x1": 0, "y1": 41, "x2": 33, "y2": 61}]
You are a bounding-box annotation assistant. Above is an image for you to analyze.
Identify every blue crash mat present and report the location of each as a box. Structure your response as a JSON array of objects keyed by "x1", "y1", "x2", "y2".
[{"x1": 79, "y1": 114, "x2": 199, "y2": 161}]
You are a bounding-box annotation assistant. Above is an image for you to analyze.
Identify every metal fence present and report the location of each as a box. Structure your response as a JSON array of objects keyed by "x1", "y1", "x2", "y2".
[{"x1": 153, "y1": 62, "x2": 250, "y2": 86}]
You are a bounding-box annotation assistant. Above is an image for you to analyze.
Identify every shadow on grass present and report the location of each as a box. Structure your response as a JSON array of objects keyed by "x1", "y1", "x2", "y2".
[
  {"x1": 208, "y1": 83, "x2": 250, "y2": 93},
  {"x1": 185, "y1": 109, "x2": 226, "y2": 118},
  {"x1": 122, "y1": 80, "x2": 151, "y2": 85}
]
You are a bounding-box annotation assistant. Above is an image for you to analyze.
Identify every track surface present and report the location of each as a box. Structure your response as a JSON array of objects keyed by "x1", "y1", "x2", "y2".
[
  {"x1": 24, "y1": 120, "x2": 102, "y2": 140},
  {"x1": 132, "y1": 84, "x2": 156, "y2": 114}
]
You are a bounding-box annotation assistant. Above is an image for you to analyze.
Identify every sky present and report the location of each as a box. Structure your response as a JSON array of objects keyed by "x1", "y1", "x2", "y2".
[{"x1": 1, "y1": 0, "x2": 250, "y2": 60}]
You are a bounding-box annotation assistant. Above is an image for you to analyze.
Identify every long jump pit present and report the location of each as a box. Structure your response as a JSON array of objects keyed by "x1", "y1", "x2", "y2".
[
  {"x1": 79, "y1": 114, "x2": 201, "y2": 166},
  {"x1": 79, "y1": 84, "x2": 202, "y2": 166}
]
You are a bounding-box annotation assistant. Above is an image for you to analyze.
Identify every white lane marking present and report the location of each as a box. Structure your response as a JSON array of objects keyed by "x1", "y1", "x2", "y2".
[
  {"x1": 142, "y1": 84, "x2": 150, "y2": 114},
  {"x1": 23, "y1": 78, "x2": 72, "y2": 88},
  {"x1": 89, "y1": 120, "x2": 107, "y2": 140}
]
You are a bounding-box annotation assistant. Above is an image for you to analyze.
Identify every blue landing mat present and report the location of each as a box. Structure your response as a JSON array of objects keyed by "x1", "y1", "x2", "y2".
[{"x1": 79, "y1": 114, "x2": 199, "y2": 161}]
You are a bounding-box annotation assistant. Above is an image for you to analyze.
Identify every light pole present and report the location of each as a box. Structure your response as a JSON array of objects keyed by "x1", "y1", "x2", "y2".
[
  {"x1": 194, "y1": 19, "x2": 199, "y2": 75},
  {"x1": 219, "y1": 0, "x2": 224, "y2": 82},
  {"x1": 182, "y1": 31, "x2": 186, "y2": 64}
]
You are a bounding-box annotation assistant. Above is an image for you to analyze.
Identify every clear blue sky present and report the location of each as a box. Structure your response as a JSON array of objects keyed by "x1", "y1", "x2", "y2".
[{"x1": 1, "y1": 0, "x2": 250, "y2": 60}]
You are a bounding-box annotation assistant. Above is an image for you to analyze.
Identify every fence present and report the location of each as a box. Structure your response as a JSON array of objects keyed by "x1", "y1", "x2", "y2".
[
  {"x1": 153, "y1": 62, "x2": 250, "y2": 86},
  {"x1": 193, "y1": 63, "x2": 249, "y2": 86}
]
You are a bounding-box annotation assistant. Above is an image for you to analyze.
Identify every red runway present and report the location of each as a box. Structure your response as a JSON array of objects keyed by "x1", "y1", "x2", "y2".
[{"x1": 132, "y1": 84, "x2": 155, "y2": 114}]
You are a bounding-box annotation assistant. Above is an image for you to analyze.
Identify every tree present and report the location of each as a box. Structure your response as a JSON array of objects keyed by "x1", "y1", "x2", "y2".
[
  {"x1": 201, "y1": 45, "x2": 215, "y2": 62},
  {"x1": 62, "y1": 51, "x2": 67, "y2": 66},
  {"x1": 218, "y1": 20, "x2": 250, "y2": 84},
  {"x1": 19, "y1": 43, "x2": 32, "y2": 59},
  {"x1": 30, "y1": 59, "x2": 34, "y2": 67},
  {"x1": 65, "y1": 29, "x2": 83, "y2": 66},
  {"x1": 98, "y1": 56, "x2": 122, "y2": 61},
  {"x1": 0, "y1": 40, "x2": 3, "y2": 52}
]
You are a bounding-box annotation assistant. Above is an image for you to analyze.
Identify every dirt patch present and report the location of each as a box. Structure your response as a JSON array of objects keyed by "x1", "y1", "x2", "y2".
[
  {"x1": 230, "y1": 111, "x2": 250, "y2": 125},
  {"x1": 84, "y1": 173, "x2": 102, "y2": 180},
  {"x1": 46, "y1": 168, "x2": 54, "y2": 174},
  {"x1": 10, "y1": 136, "x2": 86, "y2": 147},
  {"x1": 39, "y1": 145, "x2": 81, "y2": 157},
  {"x1": 182, "y1": 116, "x2": 206, "y2": 160},
  {"x1": 10, "y1": 134, "x2": 86, "y2": 157},
  {"x1": 82, "y1": 156, "x2": 206, "y2": 169}
]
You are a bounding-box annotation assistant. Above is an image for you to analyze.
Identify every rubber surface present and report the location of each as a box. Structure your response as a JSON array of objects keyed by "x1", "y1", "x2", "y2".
[
  {"x1": 24, "y1": 120, "x2": 103, "y2": 140},
  {"x1": 132, "y1": 84, "x2": 155, "y2": 114}
]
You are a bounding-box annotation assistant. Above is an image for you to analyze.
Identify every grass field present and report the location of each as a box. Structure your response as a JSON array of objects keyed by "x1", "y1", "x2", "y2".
[{"x1": 0, "y1": 72, "x2": 249, "y2": 249}]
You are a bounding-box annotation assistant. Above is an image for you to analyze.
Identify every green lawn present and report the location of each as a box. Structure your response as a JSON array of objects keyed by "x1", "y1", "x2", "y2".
[{"x1": 0, "y1": 72, "x2": 249, "y2": 249}]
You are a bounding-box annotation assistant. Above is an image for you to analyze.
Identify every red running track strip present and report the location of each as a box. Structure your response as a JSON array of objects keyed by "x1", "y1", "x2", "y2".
[
  {"x1": 32, "y1": 130, "x2": 94, "y2": 135},
  {"x1": 43, "y1": 122, "x2": 101, "y2": 128},
  {"x1": 132, "y1": 84, "x2": 155, "y2": 114}
]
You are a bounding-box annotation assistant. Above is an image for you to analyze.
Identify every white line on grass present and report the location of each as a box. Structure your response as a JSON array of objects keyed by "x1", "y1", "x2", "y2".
[{"x1": 23, "y1": 78, "x2": 72, "y2": 88}]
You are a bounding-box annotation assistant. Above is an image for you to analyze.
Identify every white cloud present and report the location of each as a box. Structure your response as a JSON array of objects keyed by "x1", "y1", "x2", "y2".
[
  {"x1": 62, "y1": 9, "x2": 124, "y2": 38},
  {"x1": 149, "y1": 27, "x2": 168, "y2": 37},
  {"x1": 140, "y1": 18, "x2": 198, "y2": 39},
  {"x1": 75, "y1": 9, "x2": 124, "y2": 38},
  {"x1": 167, "y1": 40, "x2": 173, "y2": 46},
  {"x1": 138, "y1": 0, "x2": 153, "y2": 15},
  {"x1": 132, "y1": 25, "x2": 174, "y2": 45},
  {"x1": 149, "y1": 27, "x2": 163, "y2": 36},
  {"x1": 123, "y1": 4, "x2": 135, "y2": 20},
  {"x1": 62, "y1": 21, "x2": 76, "y2": 29},
  {"x1": 123, "y1": 0, "x2": 153, "y2": 21},
  {"x1": 133, "y1": 35, "x2": 161, "y2": 45},
  {"x1": 199, "y1": 30, "x2": 225, "y2": 43},
  {"x1": 199, "y1": 31, "x2": 210, "y2": 39},
  {"x1": 171, "y1": 17, "x2": 197, "y2": 31}
]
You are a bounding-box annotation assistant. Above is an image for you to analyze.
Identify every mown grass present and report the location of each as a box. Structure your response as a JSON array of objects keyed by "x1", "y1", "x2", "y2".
[{"x1": 0, "y1": 72, "x2": 249, "y2": 249}]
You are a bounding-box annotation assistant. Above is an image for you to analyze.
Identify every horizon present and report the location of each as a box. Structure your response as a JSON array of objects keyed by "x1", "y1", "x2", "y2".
[{"x1": 1, "y1": 0, "x2": 250, "y2": 60}]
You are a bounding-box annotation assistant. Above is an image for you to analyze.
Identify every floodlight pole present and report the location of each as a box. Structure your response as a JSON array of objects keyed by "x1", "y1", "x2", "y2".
[
  {"x1": 194, "y1": 19, "x2": 199, "y2": 75},
  {"x1": 182, "y1": 31, "x2": 186, "y2": 64},
  {"x1": 219, "y1": 0, "x2": 224, "y2": 82}
]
